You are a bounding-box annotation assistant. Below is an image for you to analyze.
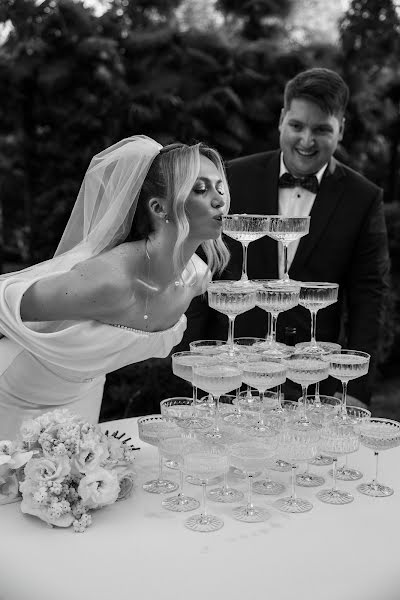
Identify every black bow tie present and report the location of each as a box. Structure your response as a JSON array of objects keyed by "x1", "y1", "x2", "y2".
[{"x1": 278, "y1": 172, "x2": 319, "y2": 194}]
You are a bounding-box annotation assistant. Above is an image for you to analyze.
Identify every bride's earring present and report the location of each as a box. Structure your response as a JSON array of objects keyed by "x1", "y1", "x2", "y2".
[{"x1": 164, "y1": 214, "x2": 170, "y2": 224}]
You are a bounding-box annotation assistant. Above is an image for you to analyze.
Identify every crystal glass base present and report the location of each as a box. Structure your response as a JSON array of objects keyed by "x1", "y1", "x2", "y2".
[
  {"x1": 310, "y1": 454, "x2": 333, "y2": 466},
  {"x1": 331, "y1": 466, "x2": 363, "y2": 481},
  {"x1": 357, "y1": 481, "x2": 394, "y2": 497},
  {"x1": 296, "y1": 472, "x2": 325, "y2": 487},
  {"x1": 317, "y1": 488, "x2": 354, "y2": 504},
  {"x1": 207, "y1": 486, "x2": 244, "y2": 503},
  {"x1": 186, "y1": 474, "x2": 223, "y2": 486},
  {"x1": 165, "y1": 460, "x2": 179, "y2": 470},
  {"x1": 142, "y1": 479, "x2": 179, "y2": 494},
  {"x1": 230, "y1": 467, "x2": 261, "y2": 479},
  {"x1": 269, "y1": 459, "x2": 292, "y2": 472},
  {"x1": 185, "y1": 513, "x2": 224, "y2": 532},
  {"x1": 274, "y1": 496, "x2": 313, "y2": 513},
  {"x1": 162, "y1": 494, "x2": 200, "y2": 512},
  {"x1": 223, "y1": 413, "x2": 256, "y2": 426},
  {"x1": 253, "y1": 479, "x2": 285, "y2": 495},
  {"x1": 232, "y1": 505, "x2": 270, "y2": 522}
]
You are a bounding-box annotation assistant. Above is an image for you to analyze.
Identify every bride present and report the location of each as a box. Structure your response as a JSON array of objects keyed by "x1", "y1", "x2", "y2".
[{"x1": 0, "y1": 135, "x2": 230, "y2": 438}]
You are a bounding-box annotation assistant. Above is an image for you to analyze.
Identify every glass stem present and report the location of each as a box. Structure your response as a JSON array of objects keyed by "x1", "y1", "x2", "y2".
[
  {"x1": 373, "y1": 451, "x2": 379, "y2": 484},
  {"x1": 310, "y1": 310, "x2": 318, "y2": 345},
  {"x1": 235, "y1": 387, "x2": 242, "y2": 415},
  {"x1": 179, "y1": 469, "x2": 184, "y2": 497},
  {"x1": 158, "y1": 451, "x2": 164, "y2": 482},
  {"x1": 266, "y1": 312, "x2": 272, "y2": 341},
  {"x1": 277, "y1": 384, "x2": 283, "y2": 409},
  {"x1": 315, "y1": 381, "x2": 321, "y2": 405},
  {"x1": 300, "y1": 385, "x2": 309, "y2": 422},
  {"x1": 247, "y1": 474, "x2": 254, "y2": 511},
  {"x1": 341, "y1": 380, "x2": 348, "y2": 416},
  {"x1": 241, "y1": 242, "x2": 249, "y2": 281},
  {"x1": 201, "y1": 482, "x2": 207, "y2": 518},
  {"x1": 213, "y1": 394, "x2": 220, "y2": 432},
  {"x1": 223, "y1": 471, "x2": 229, "y2": 492},
  {"x1": 290, "y1": 465, "x2": 297, "y2": 500},
  {"x1": 282, "y1": 243, "x2": 289, "y2": 281},
  {"x1": 332, "y1": 457, "x2": 338, "y2": 491},
  {"x1": 227, "y1": 315, "x2": 236, "y2": 348},
  {"x1": 270, "y1": 312, "x2": 278, "y2": 343},
  {"x1": 192, "y1": 385, "x2": 197, "y2": 405},
  {"x1": 258, "y1": 390, "x2": 265, "y2": 426}
]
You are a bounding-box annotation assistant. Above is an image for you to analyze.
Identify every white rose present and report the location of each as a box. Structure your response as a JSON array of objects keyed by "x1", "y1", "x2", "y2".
[{"x1": 78, "y1": 468, "x2": 120, "y2": 509}]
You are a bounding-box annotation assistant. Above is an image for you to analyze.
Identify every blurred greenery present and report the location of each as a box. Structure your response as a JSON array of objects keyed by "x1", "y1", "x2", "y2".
[{"x1": 0, "y1": 0, "x2": 399, "y2": 420}]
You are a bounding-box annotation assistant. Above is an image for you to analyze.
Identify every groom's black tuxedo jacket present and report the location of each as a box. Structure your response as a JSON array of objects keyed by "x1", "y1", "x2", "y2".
[{"x1": 179, "y1": 150, "x2": 390, "y2": 403}]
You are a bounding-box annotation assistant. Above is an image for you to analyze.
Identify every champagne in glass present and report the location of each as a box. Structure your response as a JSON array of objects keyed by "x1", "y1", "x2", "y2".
[
  {"x1": 183, "y1": 442, "x2": 229, "y2": 532},
  {"x1": 137, "y1": 415, "x2": 180, "y2": 494},
  {"x1": 285, "y1": 353, "x2": 329, "y2": 424},
  {"x1": 193, "y1": 363, "x2": 242, "y2": 440},
  {"x1": 222, "y1": 214, "x2": 271, "y2": 283},
  {"x1": 241, "y1": 358, "x2": 287, "y2": 434},
  {"x1": 357, "y1": 418, "x2": 400, "y2": 497},
  {"x1": 255, "y1": 280, "x2": 300, "y2": 357},
  {"x1": 329, "y1": 350, "x2": 370, "y2": 417},
  {"x1": 207, "y1": 281, "x2": 257, "y2": 350},
  {"x1": 230, "y1": 440, "x2": 277, "y2": 522},
  {"x1": 265, "y1": 216, "x2": 310, "y2": 282},
  {"x1": 298, "y1": 282, "x2": 339, "y2": 354}
]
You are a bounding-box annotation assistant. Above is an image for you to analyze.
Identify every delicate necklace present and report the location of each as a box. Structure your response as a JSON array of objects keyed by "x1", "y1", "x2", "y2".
[
  {"x1": 143, "y1": 238, "x2": 197, "y2": 327},
  {"x1": 143, "y1": 238, "x2": 151, "y2": 326}
]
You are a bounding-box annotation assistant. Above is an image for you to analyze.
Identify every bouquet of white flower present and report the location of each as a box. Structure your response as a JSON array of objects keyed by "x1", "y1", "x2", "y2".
[{"x1": 0, "y1": 409, "x2": 137, "y2": 532}]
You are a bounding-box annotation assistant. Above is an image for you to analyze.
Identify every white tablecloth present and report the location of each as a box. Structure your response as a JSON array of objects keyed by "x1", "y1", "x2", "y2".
[{"x1": 1, "y1": 416, "x2": 400, "y2": 600}]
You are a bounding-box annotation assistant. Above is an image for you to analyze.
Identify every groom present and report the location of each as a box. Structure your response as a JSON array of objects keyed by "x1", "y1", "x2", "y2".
[{"x1": 178, "y1": 68, "x2": 390, "y2": 406}]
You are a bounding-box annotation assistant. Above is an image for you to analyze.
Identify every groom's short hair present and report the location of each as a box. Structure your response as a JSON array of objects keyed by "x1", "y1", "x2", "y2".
[{"x1": 284, "y1": 68, "x2": 349, "y2": 117}]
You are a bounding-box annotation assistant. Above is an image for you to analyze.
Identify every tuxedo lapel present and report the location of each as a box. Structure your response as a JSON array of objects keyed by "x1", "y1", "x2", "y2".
[{"x1": 290, "y1": 157, "x2": 346, "y2": 275}]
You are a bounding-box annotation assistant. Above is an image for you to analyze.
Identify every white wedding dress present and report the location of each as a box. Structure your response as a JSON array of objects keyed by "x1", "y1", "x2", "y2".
[{"x1": 0, "y1": 260, "x2": 203, "y2": 439}]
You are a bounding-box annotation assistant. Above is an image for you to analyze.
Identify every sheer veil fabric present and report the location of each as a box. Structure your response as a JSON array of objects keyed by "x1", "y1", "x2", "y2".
[{"x1": 1, "y1": 135, "x2": 162, "y2": 281}]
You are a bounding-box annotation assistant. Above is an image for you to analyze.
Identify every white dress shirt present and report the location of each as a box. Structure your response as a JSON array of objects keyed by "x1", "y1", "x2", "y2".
[{"x1": 278, "y1": 154, "x2": 327, "y2": 279}]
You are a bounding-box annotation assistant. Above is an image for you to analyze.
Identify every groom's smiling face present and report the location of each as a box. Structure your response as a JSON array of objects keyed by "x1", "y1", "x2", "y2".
[{"x1": 279, "y1": 98, "x2": 344, "y2": 177}]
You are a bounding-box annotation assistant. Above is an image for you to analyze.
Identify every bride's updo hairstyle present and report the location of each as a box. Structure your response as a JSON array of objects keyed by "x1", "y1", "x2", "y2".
[{"x1": 130, "y1": 141, "x2": 230, "y2": 276}]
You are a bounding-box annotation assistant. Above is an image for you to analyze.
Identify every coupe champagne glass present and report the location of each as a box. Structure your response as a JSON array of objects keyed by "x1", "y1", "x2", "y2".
[
  {"x1": 307, "y1": 394, "x2": 341, "y2": 466},
  {"x1": 316, "y1": 418, "x2": 360, "y2": 504},
  {"x1": 189, "y1": 339, "x2": 229, "y2": 354},
  {"x1": 192, "y1": 362, "x2": 242, "y2": 439},
  {"x1": 332, "y1": 405, "x2": 371, "y2": 481},
  {"x1": 295, "y1": 395, "x2": 341, "y2": 487},
  {"x1": 171, "y1": 352, "x2": 216, "y2": 428},
  {"x1": 207, "y1": 280, "x2": 257, "y2": 351},
  {"x1": 357, "y1": 418, "x2": 400, "y2": 497},
  {"x1": 255, "y1": 280, "x2": 300, "y2": 357},
  {"x1": 329, "y1": 350, "x2": 370, "y2": 417},
  {"x1": 273, "y1": 421, "x2": 320, "y2": 513},
  {"x1": 297, "y1": 282, "x2": 339, "y2": 354},
  {"x1": 137, "y1": 415, "x2": 180, "y2": 494},
  {"x1": 160, "y1": 396, "x2": 213, "y2": 437},
  {"x1": 265, "y1": 216, "x2": 310, "y2": 282},
  {"x1": 230, "y1": 439, "x2": 277, "y2": 522},
  {"x1": 284, "y1": 353, "x2": 329, "y2": 424},
  {"x1": 241, "y1": 357, "x2": 287, "y2": 434},
  {"x1": 183, "y1": 442, "x2": 229, "y2": 532},
  {"x1": 222, "y1": 214, "x2": 271, "y2": 283},
  {"x1": 159, "y1": 437, "x2": 200, "y2": 512}
]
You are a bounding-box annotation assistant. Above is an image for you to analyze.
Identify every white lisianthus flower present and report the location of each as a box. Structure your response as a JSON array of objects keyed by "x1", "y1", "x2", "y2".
[
  {"x1": 19, "y1": 419, "x2": 42, "y2": 444},
  {"x1": 78, "y1": 468, "x2": 120, "y2": 509},
  {"x1": 24, "y1": 455, "x2": 70, "y2": 484},
  {"x1": 115, "y1": 468, "x2": 136, "y2": 501},
  {"x1": 72, "y1": 440, "x2": 109, "y2": 475}
]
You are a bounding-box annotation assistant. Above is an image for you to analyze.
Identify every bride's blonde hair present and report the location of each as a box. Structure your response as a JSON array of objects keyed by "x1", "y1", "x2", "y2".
[{"x1": 131, "y1": 142, "x2": 230, "y2": 275}]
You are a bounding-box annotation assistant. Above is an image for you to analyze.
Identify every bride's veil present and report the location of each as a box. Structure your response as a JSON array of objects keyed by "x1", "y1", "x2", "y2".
[{"x1": 1, "y1": 135, "x2": 162, "y2": 281}]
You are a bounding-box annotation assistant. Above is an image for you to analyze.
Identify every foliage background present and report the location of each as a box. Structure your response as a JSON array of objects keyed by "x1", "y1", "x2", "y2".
[{"x1": 0, "y1": 0, "x2": 399, "y2": 420}]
